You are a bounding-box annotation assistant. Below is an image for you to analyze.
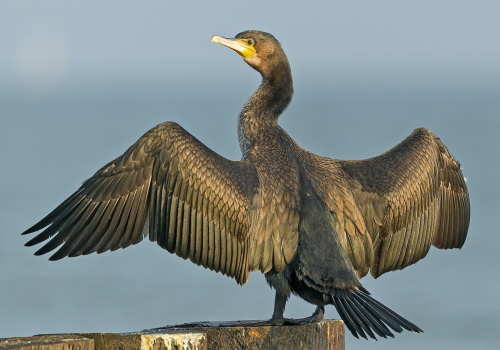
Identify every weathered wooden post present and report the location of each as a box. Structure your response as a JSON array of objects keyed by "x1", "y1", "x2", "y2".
[{"x1": 0, "y1": 320, "x2": 344, "y2": 350}]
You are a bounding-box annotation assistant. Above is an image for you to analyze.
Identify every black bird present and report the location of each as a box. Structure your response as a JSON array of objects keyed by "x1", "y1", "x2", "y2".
[{"x1": 23, "y1": 31, "x2": 470, "y2": 340}]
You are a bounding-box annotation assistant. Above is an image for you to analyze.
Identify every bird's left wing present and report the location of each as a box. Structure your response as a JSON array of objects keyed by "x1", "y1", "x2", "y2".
[
  {"x1": 23, "y1": 122, "x2": 259, "y2": 284},
  {"x1": 338, "y1": 128, "x2": 470, "y2": 278}
]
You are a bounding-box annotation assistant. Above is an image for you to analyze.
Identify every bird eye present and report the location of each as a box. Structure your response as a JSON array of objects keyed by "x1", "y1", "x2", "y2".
[{"x1": 247, "y1": 39, "x2": 254, "y2": 45}]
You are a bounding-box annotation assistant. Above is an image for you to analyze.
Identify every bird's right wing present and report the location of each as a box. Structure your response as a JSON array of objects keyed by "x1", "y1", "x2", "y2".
[{"x1": 23, "y1": 122, "x2": 260, "y2": 284}]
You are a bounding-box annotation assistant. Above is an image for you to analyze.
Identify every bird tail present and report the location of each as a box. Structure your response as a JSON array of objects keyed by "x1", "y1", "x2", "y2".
[{"x1": 331, "y1": 287, "x2": 423, "y2": 340}]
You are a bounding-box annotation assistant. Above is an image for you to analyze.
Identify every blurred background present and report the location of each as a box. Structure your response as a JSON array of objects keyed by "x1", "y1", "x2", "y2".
[{"x1": 1, "y1": 1, "x2": 499, "y2": 349}]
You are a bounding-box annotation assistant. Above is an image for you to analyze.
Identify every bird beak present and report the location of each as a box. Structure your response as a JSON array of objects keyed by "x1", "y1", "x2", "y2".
[{"x1": 211, "y1": 35, "x2": 256, "y2": 58}]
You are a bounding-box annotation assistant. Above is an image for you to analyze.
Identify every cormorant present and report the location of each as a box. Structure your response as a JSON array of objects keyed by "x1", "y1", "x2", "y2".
[{"x1": 23, "y1": 31, "x2": 470, "y2": 340}]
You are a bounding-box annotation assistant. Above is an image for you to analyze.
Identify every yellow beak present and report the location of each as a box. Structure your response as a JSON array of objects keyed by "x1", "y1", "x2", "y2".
[{"x1": 211, "y1": 35, "x2": 256, "y2": 58}]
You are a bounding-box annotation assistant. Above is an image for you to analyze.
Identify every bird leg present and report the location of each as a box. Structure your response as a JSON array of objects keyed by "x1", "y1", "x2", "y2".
[
  {"x1": 271, "y1": 291, "x2": 287, "y2": 321},
  {"x1": 246, "y1": 292, "x2": 325, "y2": 326},
  {"x1": 297, "y1": 305, "x2": 324, "y2": 324},
  {"x1": 215, "y1": 291, "x2": 295, "y2": 327}
]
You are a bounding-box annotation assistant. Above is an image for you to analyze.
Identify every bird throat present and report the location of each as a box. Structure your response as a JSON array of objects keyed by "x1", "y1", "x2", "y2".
[{"x1": 238, "y1": 63, "x2": 293, "y2": 158}]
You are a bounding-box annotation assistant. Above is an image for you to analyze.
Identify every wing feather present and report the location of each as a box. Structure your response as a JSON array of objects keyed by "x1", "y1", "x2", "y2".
[
  {"x1": 74, "y1": 200, "x2": 111, "y2": 255},
  {"x1": 339, "y1": 128, "x2": 470, "y2": 278},
  {"x1": 23, "y1": 122, "x2": 260, "y2": 285}
]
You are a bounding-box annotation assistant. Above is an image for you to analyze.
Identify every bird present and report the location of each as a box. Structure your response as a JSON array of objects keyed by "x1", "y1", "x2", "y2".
[{"x1": 22, "y1": 30, "x2": 470, "y2": 340}]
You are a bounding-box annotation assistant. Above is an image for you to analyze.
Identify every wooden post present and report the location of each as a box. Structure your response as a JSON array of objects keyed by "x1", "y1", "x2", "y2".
[
  {"x1": 0, "y1": 335, "x2": 94, "y2": 350},
  {"x1": 1, "y1": 320, "x2": 344, "y2": 350}
]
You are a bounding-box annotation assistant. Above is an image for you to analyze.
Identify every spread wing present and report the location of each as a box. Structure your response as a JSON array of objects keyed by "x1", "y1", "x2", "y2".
[
  {"x1": 338, "y1": 128, "x2": 470, "y2": 278},
  {"x1": 23, "y1": 122, "x2": 260, "y2": 284}
]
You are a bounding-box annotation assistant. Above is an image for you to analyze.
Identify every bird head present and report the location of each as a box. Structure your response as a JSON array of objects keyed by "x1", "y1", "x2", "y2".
[{"x1": 211, "y1": 30, "x2": 289, "y2": 79}]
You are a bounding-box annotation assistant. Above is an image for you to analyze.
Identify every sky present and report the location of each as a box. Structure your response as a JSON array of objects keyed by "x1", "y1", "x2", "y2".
[{"x1": 1, "y1": 1, "x2": 499, "y2": 349}]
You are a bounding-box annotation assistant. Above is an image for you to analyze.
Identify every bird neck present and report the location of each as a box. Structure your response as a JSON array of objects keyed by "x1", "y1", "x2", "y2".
[{"x1": 238, "y1": 61, "x2": 293, "y2": 157}]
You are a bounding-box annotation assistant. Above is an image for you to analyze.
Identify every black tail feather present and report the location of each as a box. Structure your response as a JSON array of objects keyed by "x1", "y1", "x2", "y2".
[
  {"x1": 342, "y1": 298, "x2": 375, "y2": 338},
  {"x1": 356, "y1": 291, "x2": 423, "y2": 333},
  {"x1": 332, "y1": 288, "x2": 423, "y2": 340},
  {"x1": 351, "y1": 292, "x2": 404, "y2": 333},
  {"x1": 332, "y1": 298, "x2": 362, "y2": 339},
  {"x1": 349, "y1": 293, "x2": 393, "y2": 338},
  {"x1": 344, "y1": 297, "x2": 380, "y2": 339}
]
